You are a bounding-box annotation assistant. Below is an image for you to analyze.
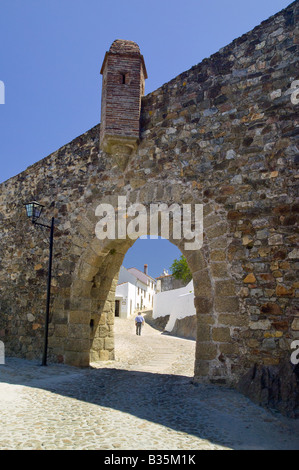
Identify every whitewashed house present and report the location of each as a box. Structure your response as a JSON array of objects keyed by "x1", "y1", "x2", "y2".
[
  {"x1": 153, "y1": 280, "x2": 195, "y2": 333},
  {"x1": 115, "y1": 264, "x2": 157, "y2": 318}
]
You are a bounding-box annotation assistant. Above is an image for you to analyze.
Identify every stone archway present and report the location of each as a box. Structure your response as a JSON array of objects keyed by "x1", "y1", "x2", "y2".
[{"x1": 63, "y1": 192, "x2": 241, "y2": 386}]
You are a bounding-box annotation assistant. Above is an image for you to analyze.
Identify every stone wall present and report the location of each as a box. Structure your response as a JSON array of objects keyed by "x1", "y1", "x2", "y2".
[
  {"x1": 157, "y1": 274, "x2": 188, "y2": 292},
  {"x1": 0, "y1": 1, "x2": 298, "y2": 399}
]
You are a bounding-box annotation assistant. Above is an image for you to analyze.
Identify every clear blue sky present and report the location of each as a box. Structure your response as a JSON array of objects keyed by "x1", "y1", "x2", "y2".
[{"x1": 0, "y1": 0, "x2": 292, "y2": 278}]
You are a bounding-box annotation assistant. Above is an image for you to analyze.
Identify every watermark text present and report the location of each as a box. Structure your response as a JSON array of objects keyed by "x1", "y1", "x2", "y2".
[
  {"x1": 0, "y1": 341, "x2": 5, "y2": 364},
  {"x1": 290, "y1": 80, "x2": 299, "y2": 105},
  {"x1": 95, "y1": 197, "x2": 203, "y2": 250},
  {"x1": 0, "y1": 81, "x2": 5, "y2": 104},
  {"x1": 291, "y1": 340, "x2": 299, "y2": 365}
]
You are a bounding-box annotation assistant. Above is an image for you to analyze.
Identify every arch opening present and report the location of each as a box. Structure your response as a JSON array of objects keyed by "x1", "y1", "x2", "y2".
[
  {"x1": 51, "y1": 191, "x2": 243, "y2": 386},
  {"x1": 64, "y1": 226, "x2": 239, "y2": 385}
]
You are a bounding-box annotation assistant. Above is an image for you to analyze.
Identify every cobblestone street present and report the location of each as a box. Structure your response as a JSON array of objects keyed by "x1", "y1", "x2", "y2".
[{"x1": 0, "y1": 318, "x2": 299, "y2": 450}]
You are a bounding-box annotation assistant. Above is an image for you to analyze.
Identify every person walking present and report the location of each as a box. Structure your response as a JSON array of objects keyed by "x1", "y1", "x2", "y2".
[{"x1": 135, "y1": 312, "x2": 145, "y2": 336}]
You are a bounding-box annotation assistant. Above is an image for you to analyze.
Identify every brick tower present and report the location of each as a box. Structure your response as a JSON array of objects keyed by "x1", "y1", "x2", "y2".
[{"x1": 100, "y1": 40, "x2": 147, "y2": 164}]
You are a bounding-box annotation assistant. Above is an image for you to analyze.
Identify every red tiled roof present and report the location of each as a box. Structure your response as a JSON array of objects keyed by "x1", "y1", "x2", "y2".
[{"x1": 127, "y1": 267, "x2": 157, "y2": 285}]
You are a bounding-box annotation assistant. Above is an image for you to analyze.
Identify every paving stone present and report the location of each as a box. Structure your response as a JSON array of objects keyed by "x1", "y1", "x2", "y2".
[{"x1": 0, "y1": 318, "x2": 298, "y2": 450}]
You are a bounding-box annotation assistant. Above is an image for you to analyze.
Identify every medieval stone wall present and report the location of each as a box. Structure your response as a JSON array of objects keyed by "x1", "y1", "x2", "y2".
[
  {"x1": 137, "y1": 1, "x2": 299, "y2": 382},
  {"x1": 157, "y1": 275, "x2": 188, "y2": 292},
  {"x1": 0, "y1": 1, "x2": 298, "y2": 393}
]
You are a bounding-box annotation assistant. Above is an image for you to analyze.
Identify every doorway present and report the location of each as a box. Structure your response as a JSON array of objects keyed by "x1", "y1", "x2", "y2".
[{"x1": 115, "y1": 300, "x2": 120, "y2": 317}]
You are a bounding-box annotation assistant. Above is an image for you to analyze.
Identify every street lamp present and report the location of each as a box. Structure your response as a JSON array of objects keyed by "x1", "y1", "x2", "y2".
[
  {"x1": 24, "y1": 201, "x2": 55, "y2": 366},
  {"x1": 24, "y1": 201, "x2": 45, "y2": 223}
]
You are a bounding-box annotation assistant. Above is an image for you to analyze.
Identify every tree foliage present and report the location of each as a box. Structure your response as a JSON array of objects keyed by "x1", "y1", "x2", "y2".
[{"x1": 169, "y1": 255, "x2": 192, "y2": 283}]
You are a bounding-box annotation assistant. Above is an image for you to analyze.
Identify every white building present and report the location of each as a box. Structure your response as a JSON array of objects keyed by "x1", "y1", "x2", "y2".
[
  {"x1": 115, "y1": 264, "x2": 157, "y2": 318},
  {"x1": 153, "y1": 280, "x2": 195, "y2": 333}
]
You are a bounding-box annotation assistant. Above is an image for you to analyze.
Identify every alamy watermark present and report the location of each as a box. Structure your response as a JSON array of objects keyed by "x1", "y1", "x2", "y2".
[
  {"x1": 291, "y1": 340, "x2": 299, "y2": 366},
  {"x1": 285, "y1": 80, "x2": 298, "y2": 366},
  {"x1": 0, "y1": 341, "x2": 5, "y2": 365},
  {"x1": 95, "y1": 197, "x2": 203, "y2": 250},
  {"x1": 290, "y1": 80, "x2": 299, "y2": 105},
  {"x1": 0, "y1": 81, "x2": 5, "y2": 105}
]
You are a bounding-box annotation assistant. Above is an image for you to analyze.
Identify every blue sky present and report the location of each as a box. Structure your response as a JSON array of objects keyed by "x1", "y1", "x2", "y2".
[{"x1": 0, "y1": 0, "x2": 292, "y2": 278}]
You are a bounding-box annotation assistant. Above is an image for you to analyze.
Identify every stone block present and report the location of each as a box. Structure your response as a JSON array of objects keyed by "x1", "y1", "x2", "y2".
[
  {"x1": 215, "y1": 280, "x2": 236, "y2": 297},
  {"x1": 82, "y1": 248, "x2": 104, "y2": 268},
  {"x1": 196, "y1": 315, "x2": 215, "y2": 325},
  {"x1": 249, "y1": 319, "x2": 271, "y2": 330},
  {"x1": 197, "y1": 324, "x2": 211, "y2": 342},
  {"x1": 268, "y1": 234, "x2": 283, "y2": 245},
  {"x1": 210, "y1": 263, "x2": 229, "y2": 278},
  {"x1": 262, "y1": 338, "x2": 277, "y2": 351},
  {"x1": 264, "y1": 331, "x2": 283, "y2": 338},
  {"x1": 194, "y1": 297, "x2": 213, "y2": 314},
  {"x1": 243, "y1": 273, "x2": 256, "y2": 283},
  {"x1": 196, "y1": 342, "x2": 217, "y2": 360},
  {"x1": 262, "y1": 357, "x2": 280, "y2": 366},
  {"x1": 212, "y1": 327, "x2": 231, "y2": 343},
  {"x1": 210, "y1": 238, "x2": 227, "y2": 250},
  {"x1": 210, "y1": 250, "x2": 226, "y2": 261},
  {"x1": 184, "y1": 250, "x2": 206, "y2": 273},
  {"x1": 97, "y1": 325, "x2": 110, "y2": 338},
  {"x1": 204, "y1": 214, "x2": 222, "y2": 228},
  {"x1": 51, "y1": 310, "x2": 68, "y2": 325},
  {"x1": 288, "y1": 248, "x2": 299, "y2": 259},
  {"x1": 94, "y1": 312, "x2": 107, "y2": 326},
  {"x1": 99, "y1": 350, "x2": 111, "y2": 361},
  {"x1": 219, "y1": 343, "x2": 239, "y2": 355},
  {"x1": 215, "y1": 296, "x2": 239, "y2": 313},
  {"x1": 205, "y1": 224, "x2": 227, "y2": 239},
  {"x1": 65, "y1": 351, "x2": 90, "y2": 367},
  {"x1": 55, "y1": 324, "x2": 68, "y2": 338},
  {"x1": 106, "y1": 311, "x2": 115, "y2": 325},
  {"x1": 68, "y1": 311, "x2": 90, "y2": 325},
  {"x1": 258, "y1": 246, "x2": 271, "y2": 258},
  {"x1": 69, "y1": 298, "x2": 92, "y2": 311},
  {"x1": 90, "y1": 337, "x2": 104, "y2": 351},
  {"x1": 90, "y1": 238, "x2": 110, "y2": 257},
  {"x1": 89, "y1": 350, "x2": 100, "y2": 363},
  {"x1": 57, "y1": 274, "x2": 73, "y2": 289},
  {"x1": 193, "y1": 270, "x2": 212, "y2": 296},
  {"x1": 194, "y1": 361, "x2": 210, "y2": 377},
  {"x1": 276, "y1": 285, "x2": 294, "y2": 297},
  {"x1": 271, "y1": 322, "x2": 288, "y2": 332},
  {"x1": 77, "y1": 261, "x2": 99, "y2": 282},
  {"x1": 219, "y1": 314, "x2": 248, "y2": 327},
  {"x1": 48, "y1": 336, "x2": 64, "y2": 349},
  {"x1": 104, "y1": 336, "x2": 114, "y2": 351},
  {"x1": 247, "y1": 339, "x2": 260, "y2": 348},
  {"x1": 68, "y1": 323, "x2": 90, "y2": 339},
  {"x1": 260, "y1": 302, "x2": 282, "y2": 316},
  {"x1": 65, "y1": 338, "x2": 90, "y2": 352}
]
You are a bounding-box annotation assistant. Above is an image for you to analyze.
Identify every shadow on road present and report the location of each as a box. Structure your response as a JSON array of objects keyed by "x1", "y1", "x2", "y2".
[{"x1": 1, "y1": 358, "x2": 299, "y2": 450}]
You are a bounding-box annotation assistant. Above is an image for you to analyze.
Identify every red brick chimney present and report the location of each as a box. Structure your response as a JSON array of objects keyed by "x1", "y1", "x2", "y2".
[
  {"x1": 144, "y1": 264, "x2": 148, "y2": 275},
  {"x1": 100, "y1": 39, "x2": 147, "y2": 159}
]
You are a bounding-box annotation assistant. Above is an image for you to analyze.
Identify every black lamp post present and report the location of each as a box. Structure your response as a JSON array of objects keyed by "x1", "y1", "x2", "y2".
[{"x1": 24, "y1": 201, "x2": 54, "y2": 366}]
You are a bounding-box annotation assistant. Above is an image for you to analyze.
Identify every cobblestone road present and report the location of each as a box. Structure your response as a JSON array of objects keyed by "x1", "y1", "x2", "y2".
[{"x1": 0, "y1": 318, "x2": 299, "y2": 450}]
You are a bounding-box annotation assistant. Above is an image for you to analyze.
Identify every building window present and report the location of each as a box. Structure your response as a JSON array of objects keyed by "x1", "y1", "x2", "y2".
[{"x1": 120, "y1": 73, "x2": 129, "y2": 85}]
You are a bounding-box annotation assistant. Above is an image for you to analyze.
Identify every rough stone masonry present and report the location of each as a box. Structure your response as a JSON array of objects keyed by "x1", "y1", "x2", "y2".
[{"x1": 0, "y1": 2, "x2": 298, "y2": 415}]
